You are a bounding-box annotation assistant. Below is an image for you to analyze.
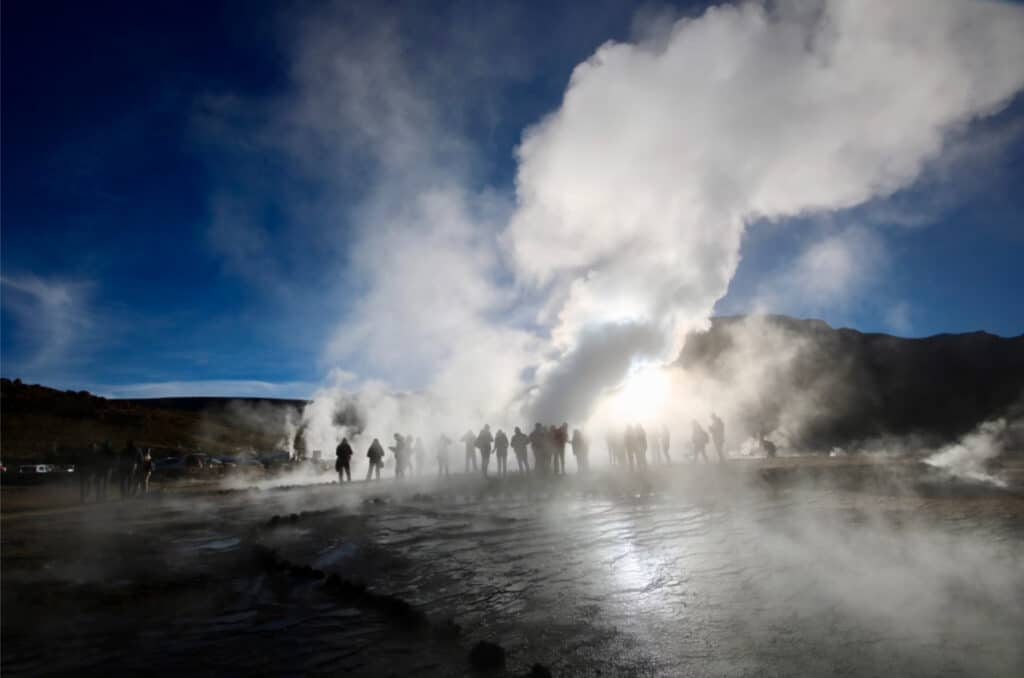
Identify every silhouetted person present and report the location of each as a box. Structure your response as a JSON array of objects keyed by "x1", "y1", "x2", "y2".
[
  {"x1": 660, "y1": 425, "x2": 671, "y2": 464},
  {"x1": 552, "y1": 423, "x2": 569, "y2": 474},
  {"x1": 462, "y1": 430, "x2": 478, "y2": 472},
  {"x1": 710, "y1": 414, "x2": 726, "y2": 462},
  {"x1": 336, "y1": 438, "x2": 353, "y2": 483},
  {"x1": 650, "y1": 434, "x2": 662, "y2": 465},
  {"x1": 510, "y1": 426, "x2": 530, "y2": 474},
  {"x1": 404, "y1": 434, "x2": 415, "y2": 475},
  {"x1": 77, "y1": 444, "x2": 98, "y2": 503},
  {"x1": 367, "y1": 438, "x2": 385, "y2": 480},
  {"x1": 624, "y1": 426, "x2": 637, "y2": 471},
  {"x1": 436, "y1": 434, "x2": 452, "y2": 476},
  {"x1": 529, "y1": 423, "x2": 548, "y2": 475},
  {"x1": 476, "y1": 425, "x2": 494, "y2": 477},
  {"x1": 132, "y1": 444, "x2": 147, "y2": 495},
  {"x1": 494, "y1": 429, "x2": 509, "y2": 477},
  {"x1": 119, "y1": 440, "x2": 139, "y2": 499},
  {"x1": 390, "y1": 434, "x2": 407, "y2": 479},
  {"x1": 546, "y1": 425, "x2": 560, "y2": 475},
  {"x1": 141, "y1": 449, "x2": 155, "y2": 494},
  {"x1": 635, "y1": 424, "x2": 648, "y2": 469},
  {"x1": 100, "y1": 440, "x2": 115, "y2": 500},
  {"x1": 605, "y1": 432, "x2": 617, "y2": 466},
  {"x1": 761, "y1": 432, "x2": 777, "y2": 459},
  {"x1": 571, "y1": 428, "x2": 589, "y2": 472},
  {"x1": 691, "y1": 421, "x2": 710, "y2": 463},
  {"x1": 413, "y1": 437, "x2": 425, "y2": 476}
]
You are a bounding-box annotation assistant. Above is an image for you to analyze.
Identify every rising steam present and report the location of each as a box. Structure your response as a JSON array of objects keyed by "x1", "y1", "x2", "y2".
[{"x1": 278, "y1": 0, "x2": 1024, "y2": 459}]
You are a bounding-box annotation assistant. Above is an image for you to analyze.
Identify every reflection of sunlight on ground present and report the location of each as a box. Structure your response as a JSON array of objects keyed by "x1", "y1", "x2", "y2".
[{"x1": 549, "y1": 496, "x2": 713, "y2": 640}]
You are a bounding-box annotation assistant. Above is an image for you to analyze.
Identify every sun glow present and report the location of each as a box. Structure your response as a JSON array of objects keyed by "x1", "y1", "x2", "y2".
[{"x1": 611, "y1": 363, "x2": 671, "y2": 423}]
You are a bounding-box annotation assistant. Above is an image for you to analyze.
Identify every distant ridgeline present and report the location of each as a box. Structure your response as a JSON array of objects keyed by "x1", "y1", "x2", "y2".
[
  {"x1": 3, "y1": 315, "x2": 1023, "y2": 459},
  {"x1": 679, "y1": 315, "x2": 1024, "y2": 451},
  {"x1": 0, "y1": 379, "x2": 308, "y2": 460}
]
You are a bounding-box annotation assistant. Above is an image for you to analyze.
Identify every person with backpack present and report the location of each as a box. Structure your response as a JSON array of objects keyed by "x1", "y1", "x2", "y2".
[{"x1": 335, "y1": 437, "x2": 353, "y2": 483}]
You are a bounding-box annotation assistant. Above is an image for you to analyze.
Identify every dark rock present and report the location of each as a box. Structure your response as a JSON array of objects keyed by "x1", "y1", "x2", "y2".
[
  {"x1": 434, "y1": 617, "x2": 462, "y2": 642},
  {"x1": 525, "y1": 665, "x2": 552, "y2": 678},
  {"x1": 469, "y1": 641, "x2": 506, "y2": 671}
]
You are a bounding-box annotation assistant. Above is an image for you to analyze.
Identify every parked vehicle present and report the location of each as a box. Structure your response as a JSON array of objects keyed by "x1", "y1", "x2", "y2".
[
  {"x1": 216, "y1": 454, "x2": 265, "y2": 476},
  {"x1": 18, "y1": 464, "x2": 56, "y2": 475},
  {"x1": 152, "y1": 453, "x2": 225, "y2": 480}
]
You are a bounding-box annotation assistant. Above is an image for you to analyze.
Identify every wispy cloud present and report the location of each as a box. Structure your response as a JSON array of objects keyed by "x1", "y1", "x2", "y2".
[
  {"x1": 93, "y1": 380, "x2": 316, "y2": 400},
  {"x1": 1, "y1": 274, "x2": 95, "y2": 375},
  {"x1": 883, "y1": 301, "x2": 914, "y2": 336},
  {"x1": 755, "y1": 228, "x2": 887, "y2": 317}
]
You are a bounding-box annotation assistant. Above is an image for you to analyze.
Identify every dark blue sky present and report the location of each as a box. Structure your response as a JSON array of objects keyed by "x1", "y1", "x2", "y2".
[{"x1": 3, "y1": 0, "x2": 1022, "y2": 397}]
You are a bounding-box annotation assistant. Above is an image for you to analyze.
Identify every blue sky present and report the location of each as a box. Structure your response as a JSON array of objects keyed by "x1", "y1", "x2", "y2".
[{"x1": 3, "y1": 0, "x2": 1022, "y2": 398}]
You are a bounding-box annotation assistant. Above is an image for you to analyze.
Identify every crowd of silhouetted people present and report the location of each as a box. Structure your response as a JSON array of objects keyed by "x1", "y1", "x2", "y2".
[
  {"x1": 75, "y1": 440, "x2": 155, "y2": 502},
  {"x1": 335, "y1": 414, "x2": 738, "y2": 483}
]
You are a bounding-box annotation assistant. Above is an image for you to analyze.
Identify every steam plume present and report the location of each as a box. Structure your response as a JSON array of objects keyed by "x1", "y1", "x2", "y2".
[{"x1": 272, "y1": 0, "x2": 1024, "y2": 451}]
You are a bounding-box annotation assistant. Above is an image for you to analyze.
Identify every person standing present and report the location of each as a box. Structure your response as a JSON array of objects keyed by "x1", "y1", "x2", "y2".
[
  {"x1": 529, "y1": 423, "x2": 548, "y2": 475},
  {"x1": 141, "y1": 449, "x2": 155, "y2": 494},
  {"x1": 413, "y1": 437, "x2": 425, "y2": 476},
  {"x1": 494, "y1": 429, "x2": 510, "y2": 477},
  {"x1": 335, "y1": 437, "x2": 353, "y2": 483},
  {"x1": 390, "y1": 433, "x2": 407, "y2": 479},
  {"x1": 571, "y1": 428, "x2": 589, "y2": 472},
  {"x1": 462, "y1": 430, "x2": 478, "y2": 473},
  {"x1": 552, "y1": 423, "x2": 569, "y2": 475},
  {"x1": 510, "y1": 426, "x2": 530, "y2": 474},
  {"x1": 710, "y1": 414, "x2": 726, "y2": 463},
  {"x1": 436, "y1": 434, "x2": 452, "y2": 476},
  {"x1": 691, "y1": 421, "x2": 710, "y2": 463},
  {"x1": 660, "y1": 425, "x2": 671, "y2": 464},
  {"x1": 635, "y1": 424, "x2": 649, "y2": 469},
  {"x1": 624, "y1": 426, "x2": 636, "y2": 471},
  {"x1": 366, "y1": 438, "x2": 385, "y2": 480},
  {"x1": 119, "y1": 440, "x2": 139, "y2": 499},
  {"x1": 476, "y1": 425, "x2": 494, "y2": 477}
]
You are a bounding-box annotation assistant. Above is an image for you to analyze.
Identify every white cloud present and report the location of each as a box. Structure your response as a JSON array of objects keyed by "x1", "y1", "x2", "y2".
[{"x1": 1, "y1": 274, "x2": 94, "y2": 374}]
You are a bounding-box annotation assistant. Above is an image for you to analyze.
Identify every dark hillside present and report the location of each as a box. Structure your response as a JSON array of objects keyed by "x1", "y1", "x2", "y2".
[
  {"x1": 679, "y1": 316, "x2": 1024, "y2": 450},
  {"x1": 0, "y1": 379, "x2": 305, "y2": 461}
]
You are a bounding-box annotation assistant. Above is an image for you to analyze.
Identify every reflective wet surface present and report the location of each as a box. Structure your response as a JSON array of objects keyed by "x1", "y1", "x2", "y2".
[{"x1": 3, "y1": 461, "x2": 1023, "y2": 676}]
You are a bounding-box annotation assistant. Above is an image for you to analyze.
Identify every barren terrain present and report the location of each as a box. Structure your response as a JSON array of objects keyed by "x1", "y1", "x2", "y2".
[{"x1": 3, "y1": 458, "x2": 1022, "y2": 676}]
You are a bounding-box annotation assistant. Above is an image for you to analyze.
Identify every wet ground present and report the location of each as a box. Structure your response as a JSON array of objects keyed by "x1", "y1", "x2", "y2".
[{"x1": 3, "y1": 459, "x2": 1023, "y2": 676}]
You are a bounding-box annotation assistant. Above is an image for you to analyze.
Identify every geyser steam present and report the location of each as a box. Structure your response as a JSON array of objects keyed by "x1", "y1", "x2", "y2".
[{"x1": 293, "y1": 0, "x2": 1024, "y2": 456}]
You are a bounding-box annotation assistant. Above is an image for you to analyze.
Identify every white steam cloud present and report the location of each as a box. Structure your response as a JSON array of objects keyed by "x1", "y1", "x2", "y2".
[
  {"x1": 924, "y1": 418, "x2": 1009, "y2": 487},
  {"x1": 242, "y1": 0, "x2": 1024, "y2": 460}
]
